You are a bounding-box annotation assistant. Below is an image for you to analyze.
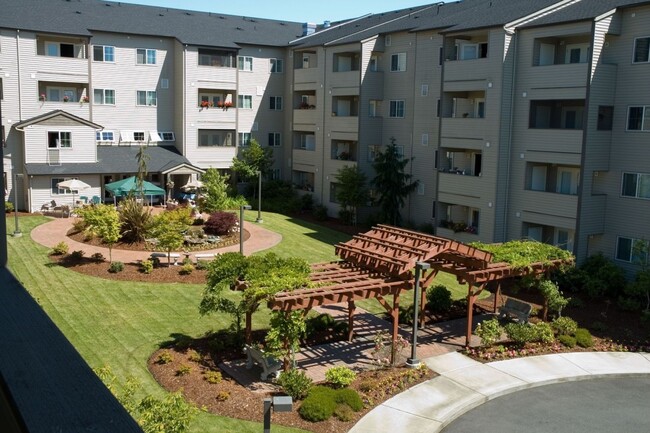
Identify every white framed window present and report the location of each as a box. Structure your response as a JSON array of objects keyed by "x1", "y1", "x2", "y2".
[
  {"x1": 417, "y1": 182, "x2": 425, "y2": 195},
  {"x1": 136, "y1": 90, "x2": 157, "y2": 106},
  {"x1": 421, "y1": 84, "x2": 429, "y2": 96},
  {"x1": 270, "y1": 58, "x2": 284, "y2": 73},
  {"x1": 136, "y1": 48, "x2": 156, "y2": 65},
  {"x1": 45, "y1": 41, "x2": 85, "y2": 58},
  {"x1": 133, "y1": 131, "x2": 145, "y2": 142},
  {"x1": 93, "y1": 45, "x2": 114, "y2": 62},
  {"x1": 633, "y1": 36, "x2": 650, "y2": 63},
  {"x1": 161, "y1": 78, "x2": 169, "y2": 89},
  {"x1": 95, "y1": 131, "x2": 115, "y2": 142},
  {"x1": 627, "y1": 106, "x2": 650, "y2": 131},
  {"x1": 269, "y1": 96, "x2": 283, "y2": 111},
  {"x1": 238, "y1": 132, "x2": 252, "y2": 147},
  {"x1": 369, "y1": 100, "x2": 381, "y2": 118},
  {"x1": 389, "y1": 100, "x2": 405, "y2": 118},
  {"x1": 268, "y1": 132, "x2": 281, "y2": 147},
  {"x1": 93, "y1": 88, "x2": 115, "y2": 105},
  {"x1": 160, "y1": 131, "x2": 175, "y2": 141},
  {"x1": 421, "y1": 133, "x2": 429, "y2": 146},
  {"x1": 390, "y1": 52, "x2": 406, "y2": 72},
  {"x1": 271, "y1": 168, "x2": 281, "y2": 180},
  {"x1": 51, "y1": 177, "x2": 78, "y2": 195},
  {"x1": 199, "y1": 130, "x2": 233, "y2": 147},
  {"x1": 385, "y1": 35, "x2": 392, "y2": 47},
  {"x1": 621, "y1": 172, "x2": 650, "y2": 199},
  {"x1": 46, "y1": 86, "x2": 78, "y2": 103},
  {"x1": 238, "y1": 95, "x2": 252, "y2": 109},
  {"x1": 369, "y1": 55, "x2": 379, "y2": 72},
  {"x1": 368, "y1": 145, "x2": 380, "y2": 162},
  {"x1": 395, "y1": 145, "x2": 405, "y2": 159},
  {"x1": 47, "y1": 131, "x2": 71, "y2": 148},
  {"x1": 616, "y1": 237, "x2": 649, "y2": 263},
  {"x1": 238, "y1": 56, "x2": 253, "y2": 71}
]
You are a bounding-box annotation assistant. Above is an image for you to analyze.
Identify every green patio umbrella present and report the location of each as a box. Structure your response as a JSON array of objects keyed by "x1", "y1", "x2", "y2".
[{"x1": 104, "y1": 176, "x2": 165, "y2": 204}]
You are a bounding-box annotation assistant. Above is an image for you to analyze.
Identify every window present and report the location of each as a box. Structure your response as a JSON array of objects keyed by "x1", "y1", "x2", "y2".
[
  {"x1": 238, "y1": 95, "x2": 252, "y2": 109},
  {"x1": 95, "y1": 131, "x2": 115, "y2": 142},
  {"x1": 136, "y1": 48, "x2": 156, "y2": 65},
  {"x1": 238, "y1": 132, "x2": 252, "y2": 147},
  {"x1": 271, "y1": 168, "x2": 281, "y2": 180},
  {"x1": 627, "y1": 106, "x2": 650, "y2": 131},
  {"x1": 421, "y1": 133, "x2": 429, "y2": 146},
  {"x1": 633, "y1": 37, "x2": 650, "y2": 63},
  {"x1": 93, "y1": 45, "x2": 114, "y2": 62},
  {"x1": 385, "y1": 35, "x2": 392, "y2": 47},
  {"x1": 161, "y1": 78, "x2": 169, "y2": 89},
  {"x1": 395, "y1": 145, "x2": 404, "y2": 159},
  {"x1": 270, "y1": 58, "x2": 284, "y2": 73},
  {"x1": 389, "y1": 100, "x2": 405, "y2": 118},
  {"x1": 133, "y1": 132, "x2": 145, "y2": 141},
  {"x1": 459, "y1": 43, "x2": 488, "y2": 60},
  {"x1": 369, "y1": 100, "x2": 381, "y2": 118},
  {"x1": 93, "y1": 89, "x2": 115, "y2": 105},
  {"x1": 390, "y1": 53, "x2": 406, "y2": 72},
  {"x1": 597, "y1": 106, "x2": 613, "y2": 131},
  {"x1": 421, "y1": 84, "x2": 429, "y2": 97},
  {"x1": 47, "y1": 131, "x2": 71, "y2": 148},
  {"x1": 269, "y1": 96, "x2": 283, "y2": 111},
  {"x1": 616, "y1": 237, "x2": 649, "y2": 263},
  {"x1": 368, "y1": 145, "x2": 380, "y2": 162},
  {"x1": 198, "y1": 130, "x2": 233, "y2": 146},
  {"x1": 417, "y1": 182, "x2": 425, "y2": 195},
  {"x1": 198, "y1": 48, "x2": 235, "y2": 67},
  {"x1": 45, "y1": 41, "x2": 84, "y2": 58},
  {"x1": 268, "y1": 132, "x2": 281, "y2": 147},
  {"x1": 299, "y1": 134, "x2": 315, "y2": 150},
  {"x1": 432, "y1": 201, "x2": 436, "y2": 219},
  {"x1": 45, "y1": 86, "x2": 79, "y2": 103},
  {"x1": 160, "y1": 132, "x2": 175, "y2": 141},
  {"x1": 622, "y1": 172, "x2": 650, "y2": 199},
  {"x1": 0, "y1": 77, "x2": 3, "y2": 100},
  {"x1": 329, "y1": 182, "x2": 341, "y2": 203},
  {"x1": 51, "y1": 177, "x2": 74, "y2": 195},
  {"x1": 136, "y1": 90, "x2": 157, "y2": 106},
  {"x1": 1, "y1": 125, "x2": 5, "y2": 148},
  {"x1": 238, "y1": 56, "x2": 253, "y2": 71}
]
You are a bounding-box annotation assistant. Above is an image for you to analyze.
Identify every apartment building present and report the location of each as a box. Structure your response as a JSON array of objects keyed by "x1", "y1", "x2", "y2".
[{"x1": 1, "y1": 0, "x2": 649, "y2": 270}]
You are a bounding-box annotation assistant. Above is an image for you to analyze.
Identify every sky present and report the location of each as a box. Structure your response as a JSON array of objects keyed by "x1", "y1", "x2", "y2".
[{"x1": 118, "y1": 1, "x2": 451, "y2": 24}]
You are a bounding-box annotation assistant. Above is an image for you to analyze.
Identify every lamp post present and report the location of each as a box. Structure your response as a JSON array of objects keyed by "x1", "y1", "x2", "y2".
[
  {"x1": 239, "y1": 204, "x2": 252, "y2": 255},
  {"x1": 263, "y1": 396, "x2": 292, "y2": 433},
  {"x1": 255, "y1": 170, "x2": 263, "y2": 223},
  {"x1": 406, "y1": 261, "x2": 430, "y2": 368},
  {"x1": 12, "y1": 171, "x2": 23, "y2": 238}
]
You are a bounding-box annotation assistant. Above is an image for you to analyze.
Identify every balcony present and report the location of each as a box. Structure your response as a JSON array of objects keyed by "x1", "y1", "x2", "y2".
[
  {"x1": 330, "y1": 116, "x2": 359, "y2": 133},
  {"x1": 293, "y1": 148, "x2": 317, "y2": 166},
  {"x1": 520, "y1": 190, "x2": 578, "y2": 220},
  {"x1": 436, "y1": 226, "x2": 480, "y2": 243},
  {"x1": 444, "y1": 57, "x2": 491, "y2": 82},
  {"x1": 525, "y1": 63, "x2": 588, "y2": 90},
  {"x1": 197, "y1": 106, "x2": 236, "y2": 126},
  {"x1": 440, "y1": 118, "x2": 487, "y2": 140},
  {"x1": 331, "y1": 140, "x2": 357, "y2": 162},
  {"x1": 438, "y1": 171, "x2": 483, "y2": 198},
  {"x1": 294, "y1": 67, "x2": 319, "y2": 86},
  {"x1": 523, "y1": 129, "x2": 583, "y2": 155},
  {"x1": 293, "y1": 109, "x2": 318, "y2": 129}
]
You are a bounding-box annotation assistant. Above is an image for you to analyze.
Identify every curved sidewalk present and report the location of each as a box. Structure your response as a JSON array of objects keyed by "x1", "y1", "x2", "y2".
[
  {"x1": 350, "y1": 351, "x2": 650, "y2": 433},
  {"x1": 30, "y1": 216, "x2": 282, "y2": 263}
]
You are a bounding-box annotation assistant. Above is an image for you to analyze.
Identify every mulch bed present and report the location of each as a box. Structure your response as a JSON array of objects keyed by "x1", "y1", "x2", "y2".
[{"x1": 148, "y1": 333, "x2": 435, "y2": 433}]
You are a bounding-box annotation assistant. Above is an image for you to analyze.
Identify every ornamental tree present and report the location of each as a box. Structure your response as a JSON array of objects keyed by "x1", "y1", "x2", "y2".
[
  {"x1": 200, "y1": 168, "x2": 231, "y2": 213},
  {"x1": 372, "y1": 137, "x2": 418, "y2": 226},
  {"x1": 77, "y1": 204, "x2": 121, "y2": 262},
  {"x1": 231, "y1": 138, "x2": 274, "y2": 202},
  {"x1": 148, "y1": 208, "x2": 191, "y2": 265},
  {"x1": 334, "y1": 165, "x2": 368, "y2": 226}
]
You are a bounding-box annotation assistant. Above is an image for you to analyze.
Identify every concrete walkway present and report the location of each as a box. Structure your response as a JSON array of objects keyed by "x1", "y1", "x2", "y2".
[
  {"x1": 349, "y1": 351, "x2": 650, "y2": 433},
  {"x1": 30, "y1": 215, "x2": 282, "y2": 262}
]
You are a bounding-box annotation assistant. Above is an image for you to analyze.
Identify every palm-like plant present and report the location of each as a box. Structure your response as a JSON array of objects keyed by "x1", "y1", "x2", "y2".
[{"x1": 119, "y1": 197, "x2": 153, "y2": 243}]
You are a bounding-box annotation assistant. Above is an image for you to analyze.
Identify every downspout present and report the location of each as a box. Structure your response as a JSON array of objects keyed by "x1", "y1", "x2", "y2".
[
  {"x1": 434, "y1": 36, "x2": 446, "y2": 236},
  {"x1": 407, "y1": 33, "x2": 418, "y2": 224},
  {"x1": 501, "y1": 28, "x2": 518, "y2": 242},
  {"x1": 320, "y1": 48, "x2": 327, "y2": 205},
  {"x1": 16, "y1": 30, "x2": 22, "y2": 120}
]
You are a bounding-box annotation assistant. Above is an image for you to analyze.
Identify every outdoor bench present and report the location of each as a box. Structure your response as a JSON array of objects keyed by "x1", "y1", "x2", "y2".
[
  {"x1": 244, "y1": 344, "x2": 282, "y2": 381},
  {"x1": 194, "y1": 253, "x2": 219, "y2": 263},
  {"x1": 150, "y1": 252, "x2": 180, "y2": 265},
  {"x1": 499, "y1": 298, "x2": 532, "y2": 323}
]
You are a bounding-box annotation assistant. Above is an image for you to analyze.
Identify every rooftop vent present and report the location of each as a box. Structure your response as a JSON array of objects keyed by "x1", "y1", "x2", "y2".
[
  {"x1": 323, "y1": 20, "x2": 331, "y2": 28},
  {"x1": 302, "y1": 22, "x2": 317, "y2": 36}
]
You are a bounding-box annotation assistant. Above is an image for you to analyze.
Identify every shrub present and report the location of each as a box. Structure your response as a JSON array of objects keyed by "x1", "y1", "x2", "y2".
[
  {"x1": 299, "y1": 387, "x2": 337, "y2": 422},
  {"x1": 475, "y1": 318, "x2": 503, "y2": 346},
  {"x1": 426, "y1": 285, "x2": 453, "y2": 313},
  {"x1": 179, "y1": 263, "x2": 194, "y2": 275},
  {"x1": 109, "y1": 261, "x2": 124, "y2": 273},
  {"x1": 558, "y1": 334, "x2": 577, "y2": 348},
  {"x1": 325, "y1": 366, "x2": 356, "y2": 389},
  {"x1": 278, "y1": 369, "x2": 313, "y2": 400},
  {"x1": 551, "y1": 317, "x2": 578, "y2": 336},
  {"x1": 338, "y1": 208, "x2": 355, "y2": 225},
  {"x1": 312, "y1": 205, "x2": 328, "y2": 221},
  {"x1": 91, "y1": 252, "x2": 105, "y2": 263},
  {"x1": 5, "y1": 201, "x2": 14, "y2": 213},
  {"x1": 192, "y1": 217, "x2": 205, "y2": 226},
  {"x1": 216, "y1": 391, "x2": 230, "y2": 401},
  {"x1": 119, "y1": 197, "x2": 153, "y2": 243},
  {"x1": 51, "y1": 241, "x2": 69, "y2": 256},
  {"x1": 69, "y1": 250, "x2": 85, "y2": 261},
  {"x1": 204, "y1": 371, "x2": 222, "y2": 384},
  {"x1": 306, "y1": 313, "x2": 335, "y2": 335},
  {"x1": 504, "y1": 323, "x2": 537, "y2": 346},
  {"x1": 299, "y1": 193, "x2": 314, "y2": 212},
  {"x1": 157, "y1": 350, "x2": 173, "y2": 364},
  {"x1": 176, "y1": 364, "x2": 191, "y2": 376},
  {"x1": 140, "y1": 259, "x2": 154, "y2": 274},
  {"x1": 617, "y1": 296, "x2": 641, "y2": 311},
  {"x1": 204, "y1": 211, "x2": 238, "y2": 236},
  {"x1": 398, "y1": 304, "x2": 414, "y2": 325},
  {"x1": 574, "y1": 328, "x2": 593, "y2": 348},
  {"x1": 187, "y1": 350, "x2": 202, "y2": 362},
  {"x1": 533, "y1": 321, "x2": 555, "y2": 343},
  {"x1": 358, "y1": 380, "x2": 375, "y2": 393},
  {"x1": 333, "y1": 404, "x2": 355, "y2": 422},
  {"x1": 72, "y1": 218, "x2": 87, "y2": 233},
  {"x1": 581, "y1": 253, "x2": 627, "y2": 298},
  {"x1": 334, "y1": 388, "x2": 363, "y2": 411}
]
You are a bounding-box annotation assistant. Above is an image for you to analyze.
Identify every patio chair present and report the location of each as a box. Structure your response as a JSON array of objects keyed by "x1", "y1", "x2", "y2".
[
  {"x1": 91, "y1": 196, "x2": 101, "y2": 205},
  {"x1": 41, "y1": 200, "x2": 56, "y2": 212},
  {"x1": 79, "y1": 196, "x2": 88, "y2": 204}
]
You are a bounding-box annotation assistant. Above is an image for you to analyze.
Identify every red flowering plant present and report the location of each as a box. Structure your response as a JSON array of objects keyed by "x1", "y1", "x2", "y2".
[
  {"x1": 200, "y1": 100, "x2": 213, "y2": 109},
  {"x1": 39, "y1": 93, "x2": 46, "y2": 101}
]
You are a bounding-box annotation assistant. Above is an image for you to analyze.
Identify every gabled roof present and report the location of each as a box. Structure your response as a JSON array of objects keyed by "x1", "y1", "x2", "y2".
[
  {"x1": 13, "y1": 110, "x2": 103, "y2": 130},
  {"x1": 0, "y1": 0, "x2": 304, "y2": 48},
  {"x1": 519, "y1": 0, "x2": 650, "y2": 29},
  {"x1": 24, "y1": 145, "x2": 203, "y2": 176}
]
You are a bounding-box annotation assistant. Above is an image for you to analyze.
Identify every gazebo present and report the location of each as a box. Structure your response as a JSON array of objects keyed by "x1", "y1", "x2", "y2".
[{"x1": 257, "y1": 225, "x2": 572, "y2": 356}]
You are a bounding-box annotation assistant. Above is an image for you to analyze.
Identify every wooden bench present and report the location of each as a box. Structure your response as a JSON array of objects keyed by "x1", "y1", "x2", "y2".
[
  {"x1": 244, "y1": 344, "x2": 282, "y2": 381},
  {"x1": 499, "y1": 298, "x2": 532, "y2": 323},
  {"x1": 150, "y1": 252, "x2": 180, "y2": 265},
  {"x1": 194, "y1": 253, "x2": 219, "y2": 263}
]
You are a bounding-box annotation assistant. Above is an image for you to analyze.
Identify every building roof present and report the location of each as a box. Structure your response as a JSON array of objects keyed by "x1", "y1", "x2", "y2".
[
  {"x1": 24, "y1": 145, "x2": 202, "y2": 176},
  {"x1": 14, "y1": 110, "x2": 103, "y2": 130},
  {"x1": 519, "y1": 0, "x2": 650, "y2": 28},
  {"x1": 0, "y1": 0, "x2": 305, "y2": 48}
]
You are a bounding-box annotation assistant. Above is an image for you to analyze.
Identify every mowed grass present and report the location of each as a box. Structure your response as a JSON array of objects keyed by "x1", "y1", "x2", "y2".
[{"x1": 6, "y1": 212, "x2": 476, "y2": 432}]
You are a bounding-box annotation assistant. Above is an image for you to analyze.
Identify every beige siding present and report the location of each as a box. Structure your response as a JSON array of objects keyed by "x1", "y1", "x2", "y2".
[
  {"x1": 28, "y1": 174, "x2": 101, "y2": 212},
  {"x1": 23, "y1": 125, "x2": 96, "y2": 164}
]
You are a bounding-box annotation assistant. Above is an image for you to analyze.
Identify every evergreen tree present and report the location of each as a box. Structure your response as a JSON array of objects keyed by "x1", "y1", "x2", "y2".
[
  {"x1": 372, "y1": 137, "x2": 418, "y2": 226},
  {"x1": 334, "y1": 165, "x2": 368, "y2": 226}
]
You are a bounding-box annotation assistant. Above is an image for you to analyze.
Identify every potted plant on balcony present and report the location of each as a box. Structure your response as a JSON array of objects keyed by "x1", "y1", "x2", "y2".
[
  {"x1": 63, "y1": 95, "x2": 69, "y2": 103},
  {"x1": 216, "y1": 101, "x2": 224, "y2": 109},
  {"x1": 82, "y1": 96, "x2": 89, "y2": 103},
  {"x1": 39, "y1": 93, "x2": 46, "y2": 102},
  {"x1": 200, "y1": 100, "x2": 213, "y2": 110},
  {"x1": 338, "y1": 151, "x2": 350, "y2": 160},
  {"x1": 223, "y1": 101, "x2": 232, "y2": 111}
]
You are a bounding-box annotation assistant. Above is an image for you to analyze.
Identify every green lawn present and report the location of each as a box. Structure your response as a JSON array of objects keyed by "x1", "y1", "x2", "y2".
[{"x1": 6, "y1": 213, "x2": 474, "y2": 432}]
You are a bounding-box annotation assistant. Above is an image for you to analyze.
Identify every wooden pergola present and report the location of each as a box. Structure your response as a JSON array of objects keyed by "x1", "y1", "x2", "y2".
[{"x1": 265, "y1": 224, "x2": 572, "y2": 351}]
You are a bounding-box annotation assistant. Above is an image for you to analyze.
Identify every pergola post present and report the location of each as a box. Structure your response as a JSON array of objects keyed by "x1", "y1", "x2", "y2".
[
  {"x1": 347, "y1": 300, "x2": 355, "y2": 341},
  {"x1": 466, "y1": 286, "x2": 474, "y2": 347},
  {"x1": 493, "y1": 282, "x2": 501, "y2": 313},
  {"x1": 391, "y1": 292, "x2": 400, "y2": 366}
]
